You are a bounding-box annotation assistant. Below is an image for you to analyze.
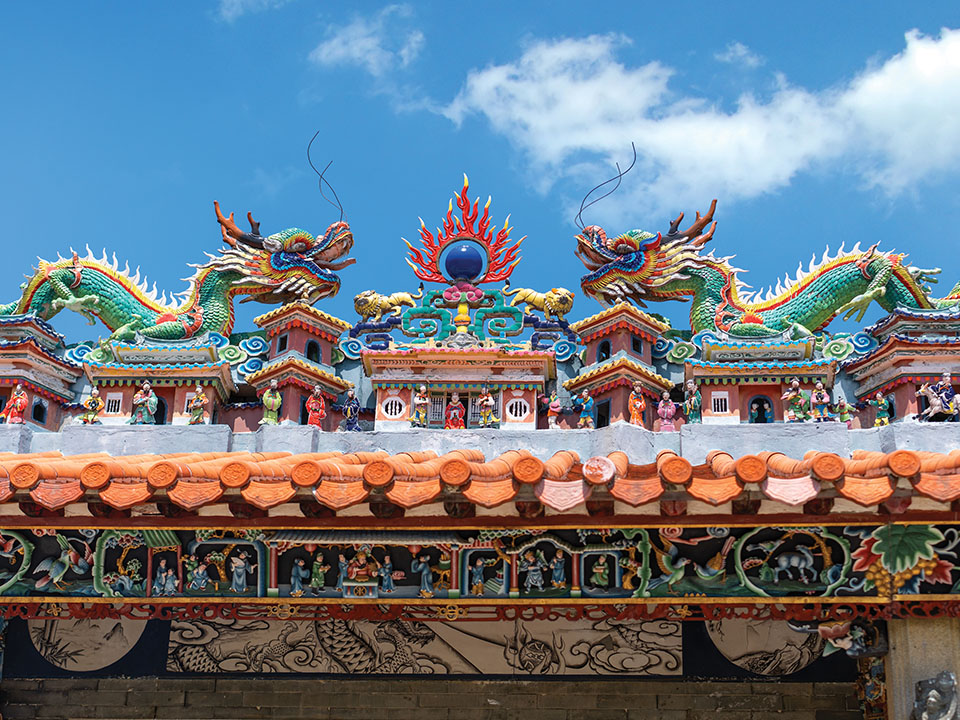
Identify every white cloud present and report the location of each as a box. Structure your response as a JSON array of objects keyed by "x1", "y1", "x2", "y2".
[
  {"x1": 715, "y1": 41, "x2": 764, "y2": 68},
  {"x1": 309, "y1": 5, "x2": 424, "y2": 77},
  {"x1": 442, "y1": 28, "x2": 960, "y2": 221},
  {"x1": 218, "y1": 0, "x2": 290, "y2": 23}
]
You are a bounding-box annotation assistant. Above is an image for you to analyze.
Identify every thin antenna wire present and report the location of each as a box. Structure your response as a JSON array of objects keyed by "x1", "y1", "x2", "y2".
[
  {"x1": 574, "y1": 142, "x2": 637, "y2": 230},
  {"x1": 307, "y1": 131, "x2": 344, "y2": 222}
]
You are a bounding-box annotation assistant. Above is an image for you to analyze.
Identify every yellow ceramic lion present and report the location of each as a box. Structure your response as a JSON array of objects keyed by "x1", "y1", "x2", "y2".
[
  {"x1": 502, "y1": 282, "x2": 575, "y2": 321},
  {"x1": 353, "y1": 284, "x2": 424, "y2": 322}
]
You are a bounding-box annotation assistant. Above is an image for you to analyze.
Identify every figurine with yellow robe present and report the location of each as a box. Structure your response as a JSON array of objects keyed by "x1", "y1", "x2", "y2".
[
  {"x1": 188, "y1": 385, "x2": 208, "y2": 425},
  {"x1": 79, "y1": 388, "x2": 105, "y2": 425}
]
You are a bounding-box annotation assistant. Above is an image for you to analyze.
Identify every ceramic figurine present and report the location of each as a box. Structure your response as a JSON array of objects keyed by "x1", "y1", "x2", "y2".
[
  {"x1": 781, "y1": 378, "x2": 809, "y2": 423},
  {"x1": 187, "y1": 384, "x2": 208, "y2": 425},
  {"x1": 549, "y1": 549, "x2": 567, "y2": 588},
  {"x1": 933, "y1": 371, "x2": 958, "y2": 420},
  {"x1": 541, "y1": 390, "x2": 563, "y2": 429},
  {"x1": 589, "y1": 555, "x2": 609, "y2": 588},
  {"x1": 346, "y1": 547, "x2": 378, "y2": 582},
  {"x1": 628, "y1": 382, "x2": 646, "y2": 426},
  {"x1": 469, "y1": 557, "x2": 487, "y2": 596},
  {"x1": 410, "y1": 384, "x2": 429, "y2": 428},
  {"x1": 683, "y1": 380, "x2": 702, "y2": 424},
  {"x1": 310, "y1": 554, "x2": 330, "y2": 596},
  {"x1": 573, "y1": 390, "x2": 595, "y2": 429},
  {"x1": 229, "y1": 551, "x2": 256, "y2": 593},
  {"x1": 78, "y1": 387, "x2": 104, "y2": 425},
  {"x1": 444, "y1": 392, "x2": 466, "y2": 429},
  {"x1": 0, "y1": 384, "x2": 28, "y2": 425},
  {"x1": 152, "y1": 558, "x2": 169, "y2": 596},
  {"x1": 410, "y1": 555, "x2": 435, "y2": 598},
  {"x1": 335, "y1": 553, "x2": 347, "y2": 593},
  {"x1": 657, "y1": 391, "x2": 678, "y2": 432},
  {"x1": 339, "y1": 388, "x2": 362, "y2": 432},
  {"x1": 378, "y1": 554, "x2": 395, "y2": 593},
  {"x1": 289, "y1": 558, "x2": 310, "y2": 597},
  {"x1": 259, "y1": 379, "x2": 282, "y2": 426},
  {"x1": 809, "y1": 381, "x2": 832, "y2": 422},
  {"x1": 519, "y1": 549, "x2": 548, "y2": 592},
  {"x1": 868, "y1": 391, "x2": 892, "y2": 426},
  {"x1": 128, "y1": 381, "x2": 158, "y2": 425},
  {"x1": 187, "y1": 563, "x2": 210, "y2": 591},
  {"x1": 305, "y1": 384, "x2": 326, "y2": 427},
  {"x1": 832, "y1": 397, "x2": 857, "y2": 428},
  {"x1": 477, "y1": 384, "x2": 499, "y2": 427},
  {"x1": 749, "y1": 398, "x2": 772, "y2": 423}
]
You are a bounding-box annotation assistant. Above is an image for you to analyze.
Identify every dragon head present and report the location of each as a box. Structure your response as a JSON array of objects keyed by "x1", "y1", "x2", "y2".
[
  {"x1": 576, "y1": 200, "x2": 718, "y2": 307},
  {"x1": 210, "y1": 201, "x2": 355, "y2": 306}
]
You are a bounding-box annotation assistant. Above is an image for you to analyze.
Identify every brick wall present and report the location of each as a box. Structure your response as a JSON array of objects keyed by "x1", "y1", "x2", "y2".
[{"x1": 1, "y1": 678, "x2": 862, "y2": 720}]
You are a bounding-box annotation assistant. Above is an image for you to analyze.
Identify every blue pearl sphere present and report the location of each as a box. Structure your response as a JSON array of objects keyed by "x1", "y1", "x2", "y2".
[{"x1": 444, "y1": 242, "x2": 484, "y2": 281}]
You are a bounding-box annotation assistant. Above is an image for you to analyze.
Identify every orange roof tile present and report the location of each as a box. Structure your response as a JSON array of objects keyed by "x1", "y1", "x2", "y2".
[{"x1": 1, "y1": 445, "x2": 959, "y2": 515}]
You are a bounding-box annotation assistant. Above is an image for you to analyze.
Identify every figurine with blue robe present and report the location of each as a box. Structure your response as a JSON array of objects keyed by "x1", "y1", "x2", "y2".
[
  {"x1": 229, "y1": 552, "x2": 256, "y2": 593},
  {"x1": 162, "y1": 568, "x2": 178, "y2": 596},
  {"x1": 335, "y1": 554, "x2": 347, "y2": 593},
  {"x1": 573, "y1": 391, "x2": 595, "y2": 429},
  {"x1": 188, "y1": 563, "x2": 209, "y2": 591},
  {"x1": 519, "y1": 550, "x2": 548, "y2": 592},
  {"x1": 152, "y1": 557, "x2": 169, "y2": 596},
  {"x1": 469, "y1": 558, "x2": 487, "y2": 596},
  {"x1": 289, "y1": 558, "x2": 310, "y2": 597},
  {"x1": 549, "y1": 549, "x2": 567, "y2": 588},
  {"x1": 378, "y1": 555, "x2": 395, "y2": 593},
  {"x1": 339, "y1": 389, "x2": 363, "y2": 432},
  {"x1": 411, "y1": 555, "x2": 434, "y2": 598},
  {"x1": 934, "y1": 372, "x2": 958, "y2": 419}
]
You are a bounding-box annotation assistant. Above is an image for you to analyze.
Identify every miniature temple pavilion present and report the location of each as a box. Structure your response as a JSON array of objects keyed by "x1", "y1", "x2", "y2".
[{"x1": 4, "y1": 181, "x2": 960, "y2": 720}]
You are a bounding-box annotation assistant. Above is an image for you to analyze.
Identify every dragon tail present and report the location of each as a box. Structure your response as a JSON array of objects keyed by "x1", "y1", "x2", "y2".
[
  {"x1": 936, "y1": 280, "x2": 960, "y2": 307},
  {"x1": 0, "y1": 302, "x2": 19, "y2": 317}
]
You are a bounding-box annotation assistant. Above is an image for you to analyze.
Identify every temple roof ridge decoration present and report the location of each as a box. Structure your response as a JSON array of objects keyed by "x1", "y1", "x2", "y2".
[{"x1": 1, "y1": 442, "x2": 959, "y2": 517}]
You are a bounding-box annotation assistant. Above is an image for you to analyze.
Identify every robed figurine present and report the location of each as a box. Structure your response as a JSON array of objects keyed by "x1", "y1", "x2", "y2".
[{"x1": 128, "y1": 381, "x2": 158, "y2": 425}]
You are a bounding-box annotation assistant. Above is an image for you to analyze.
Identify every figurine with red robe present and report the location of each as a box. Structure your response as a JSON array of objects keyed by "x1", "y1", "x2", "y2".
[
  {"x1": 0, "y1": 384, "x2": 28, "y2": 424},
  {"x1": 444, "y1": 392, "x2": 466, "y2": 429},
  {"x1": 305, "y1": 385, "x2": 326, "y2": 427}
]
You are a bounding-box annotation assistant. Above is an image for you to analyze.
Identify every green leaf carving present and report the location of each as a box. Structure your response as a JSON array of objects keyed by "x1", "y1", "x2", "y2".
[{"x1": 871, "y1": 525, "x2": 943, "y2": 573}]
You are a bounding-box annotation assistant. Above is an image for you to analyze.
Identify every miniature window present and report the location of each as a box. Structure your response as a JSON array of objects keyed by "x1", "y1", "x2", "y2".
[
  {"x1": 505, "y1": 397, "x2": 530, "y2": 422},
  {"x1": 105, "y1": 393, "x2": 123, "y2": 414},
  {"x1": 381, "y1": 397, "x2": 406, "y2": 419},
  {"x1": 711, "y1": 392, "x2": 729, "y2": 414},
  {"x1": 183, "y1": 393, "x2": 195, "y2": 413},
  {"x1": 277, "y1": 334, "x2": 288, "y2": 353},
  {"x1": 428, "y1": 394, "x2": 446, "y2": 426},
  {"x1": 31, "y1": 401, "x2": 46, "y2": 424},
  {"x1": 305, "y1": 340, "x2": 320, "y2": 363},
  {"x1": 631, "y1": 335, "x2": 643, "y2": 354},
  {"x1": 597, "y1": 340, "x2": 611, "y2": 363},
  {"x1": 299, "y1": 395, "x2": 309, "y2": 425}
]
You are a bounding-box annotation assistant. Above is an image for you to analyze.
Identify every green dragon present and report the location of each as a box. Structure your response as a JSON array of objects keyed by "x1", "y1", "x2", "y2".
[
  {"x1": 576, "y1": 200, "x2": 958, "y2": 337},
  {"x1": 0, "y1": 202, "x2": 354, "y2": 341}
]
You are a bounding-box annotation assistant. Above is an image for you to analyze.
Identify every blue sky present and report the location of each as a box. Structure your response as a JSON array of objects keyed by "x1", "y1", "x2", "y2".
[{"x1": 2, "y1": 2, "x2": 959, "y2": 342}]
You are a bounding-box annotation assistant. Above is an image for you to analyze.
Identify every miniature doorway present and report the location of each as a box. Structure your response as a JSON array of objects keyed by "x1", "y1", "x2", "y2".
[
  {"x1": 595, "y1": 399, "x2": 611, "y2": 428},
  {"x1": 747, "y1": 395, "x2": 774, "y2": 423},
  {"x1": 154, "y1": 397, "x2": 168, "y2": 425}
]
